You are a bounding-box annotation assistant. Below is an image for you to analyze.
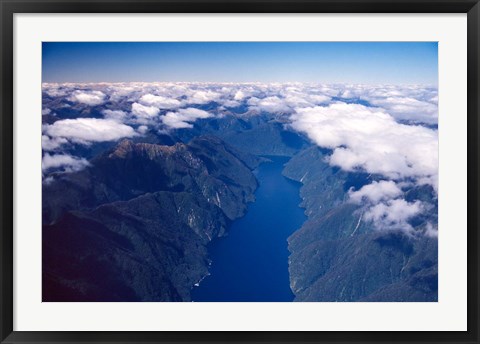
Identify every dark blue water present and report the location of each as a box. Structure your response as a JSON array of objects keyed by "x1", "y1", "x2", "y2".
[{"x1": 191, "y1": 156, "x2": 307, "y2": 302}]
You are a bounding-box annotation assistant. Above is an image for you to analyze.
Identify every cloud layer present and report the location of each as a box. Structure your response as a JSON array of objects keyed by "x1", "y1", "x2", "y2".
[
  {"x1": 42, "y1": 82, "x2": 438, "y2": 236},
  {"x1": 68, "y1": 90, "x2": 106, "y2": 106},
  {"x1": 42, "y1": 153, "x2": 89, "y2": 173},
  {"x1": 161, "y1": 108, "x2": 212, "y2": 129},
  {"x1": 44, "y1": 118, "x2": 137, "y2": 145},
  {"x1": 139, "y1": 94, "x2": 182, "y2": 109},
  {"x1": 348, "y1": 180, "x2": 402, "y2": 205},
  {"x1": 364, "y1": 199, "x2": 424, "y2": 233},
  {"x1": 290, "y1": 103, "x2": 438, "y2": 187}
]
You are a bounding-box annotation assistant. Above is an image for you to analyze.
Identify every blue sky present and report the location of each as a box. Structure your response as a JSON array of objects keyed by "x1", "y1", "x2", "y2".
[{"x1": 42, "y1": 42, "x2": 438, "y2": 84}]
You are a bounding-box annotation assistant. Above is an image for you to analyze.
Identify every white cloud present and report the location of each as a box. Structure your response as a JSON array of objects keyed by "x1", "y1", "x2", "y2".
[
  {"x1": 424, "y1": 222, "x2": 438, "y2": 238},
  {"x1": 234, "y1": 90, "x2": 247, "y2": 101},
  {"x1": 42, "y1": 108, "x2": 51, "y2": 115},
  {"x1": 137, "y1": 125, "x2": 149, "y2": 134},
  {"x1": 280, "y1": 86, "x2": 331, "y2": 107},
  {"x1": 368, "y1": 96, "x2": 438, "y2": 124},
  {"x1": 187, "y1": 90, "x2": 221, "y2": 104},
  {"x1": 332, "y1": 84, "x2": 438, "y2": 124},
  {"x1": 42, "y1": 135, "x2": 69, "y2": 151},
  {"x1": 306, "y1": 94, "x2": 331, "y2": 104},
  {"x1": 231, "y1": 85, "x2": 264, "y2": 101},
  {"x1": 364, "y1": 199, "x2": 423, "y2": 233},
  {"x1": 289, "y1": 102, "x2": 438, "y2": 188},
  {"x1": 139, "y1": 94, "x2": 182, "y2": 109},
  {"x1": 349, "y1": 180, "x2": 402, "y2": 204},
  {"x1": 161, "y1": 108, "x2": 212, "y2": 129},
  {"x1": 131, "y1": 103, "x2": 160, "y2": 122},
  {"x1": 247, "y1": 87, "x2": 331, "y2": 114},
  {"x1": 417, "y1": 174, "x2": 439, "y2": 193},
  {"x1": 42, "y1": 153, "x2": 89, "y2": 173},
  {"x1": 102, "y1": 109, "x2": 128, "y2": 121},
  {"x1": 68, "y1": 90, "x2": 106, "y2": 106},
  {"x1": 44, "y1": 118, "x2": 137, "y2": 144},
  {"x1": 248, "y1": 96, "x2": 291, "y2": 113},
  {"x1": 44, "y1": 86, "x2": 69, "y2": 97},
  {"x1": 107, "y1": 85, "x2": 137, "y2": 102}
]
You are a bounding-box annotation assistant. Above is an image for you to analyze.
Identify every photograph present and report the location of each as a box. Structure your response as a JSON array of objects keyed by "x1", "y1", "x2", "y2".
[{"x1": 41, "y1": 42, "x2": 439, "y2": 303}]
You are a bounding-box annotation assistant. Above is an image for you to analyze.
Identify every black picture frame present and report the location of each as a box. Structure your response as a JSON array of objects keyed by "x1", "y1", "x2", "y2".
[{"x1": 1, "y1": 0, "x2": 479, "y2": 343}]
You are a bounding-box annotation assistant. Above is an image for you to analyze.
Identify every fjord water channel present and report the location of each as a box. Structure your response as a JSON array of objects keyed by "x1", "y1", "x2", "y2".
[{"x1": 191, "y1": 156, "x2": 307, "y2": 302}]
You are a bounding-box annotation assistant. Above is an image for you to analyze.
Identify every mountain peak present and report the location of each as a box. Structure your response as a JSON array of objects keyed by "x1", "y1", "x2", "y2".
[{"x1": 109, "y1": 139, "x2": 182, "y2": 160}]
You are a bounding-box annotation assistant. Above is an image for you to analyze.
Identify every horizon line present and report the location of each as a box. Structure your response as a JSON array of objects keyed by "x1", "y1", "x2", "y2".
[{"x1": 41, "y1": 81, "x2": 439, "y2": 87}]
